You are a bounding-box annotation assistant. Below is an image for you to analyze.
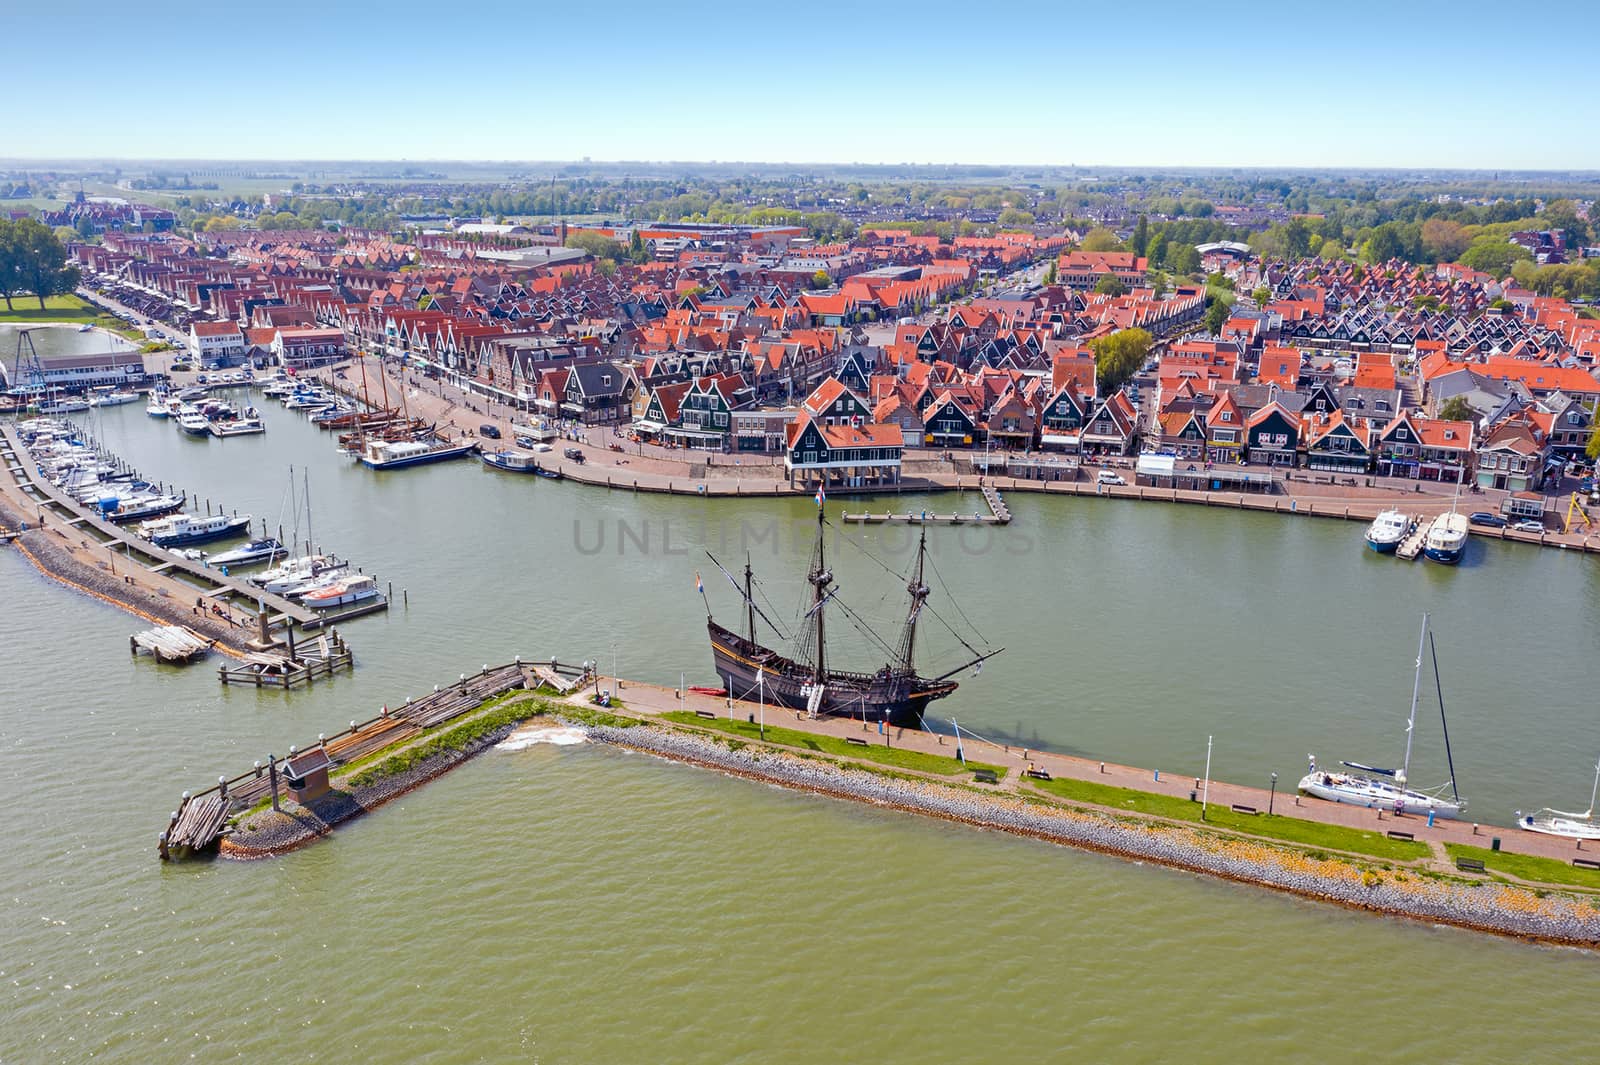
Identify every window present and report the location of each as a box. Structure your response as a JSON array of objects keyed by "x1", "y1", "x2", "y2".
[{"x1": 1220, "y1": 410, "x2": 1232, "y2": 422}]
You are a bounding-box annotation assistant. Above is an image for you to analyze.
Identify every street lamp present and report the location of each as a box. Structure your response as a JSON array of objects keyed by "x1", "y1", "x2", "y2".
[{"x1": 1269, "y1": 771, "x2": 1278, "y2": 816}]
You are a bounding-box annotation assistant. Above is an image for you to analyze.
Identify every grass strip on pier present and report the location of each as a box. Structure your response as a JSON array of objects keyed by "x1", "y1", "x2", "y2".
[
  {"x1": 345, "y1": 693, "x2": 554, "y2": 788},
  {"x1": 1026, "y1": 775, "x2": 1430, "y2": 862},
  {"x1": 659, "y1": 712, "x2": 1005, "y2": 779},
  {"x1": 1445, "y1": 843, "x2": 1600, "y2": 891}
]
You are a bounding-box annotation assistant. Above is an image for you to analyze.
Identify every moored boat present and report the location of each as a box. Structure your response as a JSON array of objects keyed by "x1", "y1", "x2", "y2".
[
  {"x1": 88, "y1": 388, "x2": 140, "y2": 407},
  {"x1": 140, "y1": 512, "x2": 253, "y2": 547},
  {"x1": 300, "y1": 573, "x2": 380, "y2": 608},
  {"x1": 358, "y1": 436, "x2": 477, "y2": 470},
  {"x1": 177, "y1": 409, "x2": 212, "y2": 436},
  {"x1": 1518, "y1": 760, "x2": 1600, "y2": 840},
  {"x1": 1299, "y1": 614, "x2": 1465, "y2": 818},
  {"x1": 1364, "y1": 509, "x2": 1409, "y2": 553},
  {"x1": 480, "y1": 449, "x2": 546, "y2": 474},
  {"x1": 207, "y1": 537, "x2": 285, "y2": 568},
  {"x1": 1423, "y1": 511, "x2": 1469, "y2": 564}
]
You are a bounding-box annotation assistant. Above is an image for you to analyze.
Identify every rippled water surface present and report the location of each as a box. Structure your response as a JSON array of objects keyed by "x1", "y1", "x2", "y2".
[{"x1": 4, "y1": 373, "x2": 1600, "y2": 1062}]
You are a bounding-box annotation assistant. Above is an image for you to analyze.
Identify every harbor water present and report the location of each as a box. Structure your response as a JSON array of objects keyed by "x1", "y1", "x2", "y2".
[{"x1": 5, "y1": 354, "x2": 1600, "y2": 1060}]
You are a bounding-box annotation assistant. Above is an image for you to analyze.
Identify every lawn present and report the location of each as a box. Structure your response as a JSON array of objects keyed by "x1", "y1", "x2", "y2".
[
  {"x1": 1445, "y1": 843, "x2": 1600, "y2": 890},
  {"x1": 1027, "y1": 774, "x2": 1430, "y2": 862},
  {"x1": 1, "y1": 293, "x2": 110, "y2": 323},
  {"x1": 659, "y1": 711, "x2": 1004, "y2": 779}
]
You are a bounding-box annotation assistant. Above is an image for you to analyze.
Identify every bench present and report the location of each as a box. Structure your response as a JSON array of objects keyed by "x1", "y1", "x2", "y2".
[
  {"x1": 1386, "y1": 830, "x2": 1415, "y2": 841},
  {"x1": 1024, "y1": 768, "x2": 1052, "y2": 781},
  {"x1": 1455, "y1": 857, "x2": 1486, "y2": 873},
  {"x1": 1573, "y1": 858, "x2": 1600, "y2": 871},
  {"x1": 694, "y1": 710, "x2": 717, "y2": 720},
  {"x1": 845, "y1": 736, "x2": 869, "y2": 747},
  {"x1": 1230, "y1": 804, "x2": 1259, "y2": 815},
  {"x1": 972, "y1": 769, "x2": 999, "y2": 784}
]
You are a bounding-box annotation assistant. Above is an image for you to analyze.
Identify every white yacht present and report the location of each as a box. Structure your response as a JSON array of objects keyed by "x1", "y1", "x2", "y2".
[
  {"x1": 1364, "y1": 509, "x2": 1409, "y2": 553},
  {"x1": 1519, "y1": 760, "x2": 1600, "y2": 841}
]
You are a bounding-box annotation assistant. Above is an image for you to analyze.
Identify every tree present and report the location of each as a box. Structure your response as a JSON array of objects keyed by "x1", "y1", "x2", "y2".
[
  {"x1": 1089, "y1": 328, "x2": 1152, "y2": 394},
  {"x1": 1421, "y1": 218, "x2": 1470, "y2": 263},
  {"x1": 9, "y1": 219, "x2": 79, "y2": 309},
  {"x1": 810, "y1": 270, "x2": 831, "y2": 290},
  {"x1": 1588, "y1": 421, "x2": 1600, "y2": 464},
  {"x1": 1169, "y1": 244, "x2": 1200, "y2": 275},
  {"x1": 1093, "y1": 274, "x2": 1126, "y2": 297},
  {"x1": 1042, "y1": 261, "x2": 1057, "y2": 286},
  {"x1": 1130, "y1": 214, "x2": 1149, "y2": 258},
  {"x1": 1080, "y1": 227, "x2": 1123, "y2": 252},
  {"x1": 1460, "y1": 238, "x2": 1531, "y2": 278},
  {"x1": 628, "y1": 229, "x2": 649, "y2": 264},
  {"x1": 1204, "y1": 299, "x2": 1230, "y2": 335},
  {"x1": 0, "y1": 220, "x2": 20, "y2": 310},
  {"x1": 1437, "y1": 396, "x2": 1475, "y2": 423},
  {"x1": 1317, "y1": 238, "x2": 1345, "y2": 260},
  {"x1": 1251, "y1": 286, "x2": 1271, "y2": 305},
  {"x1": 563, "y1": 231, "x2": 625, "y2": 262}
]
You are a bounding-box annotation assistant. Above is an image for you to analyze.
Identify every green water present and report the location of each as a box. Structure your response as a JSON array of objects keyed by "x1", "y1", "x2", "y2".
[{"x1": 4, "y1": 380, "x2": 1600, "y2": 1062}]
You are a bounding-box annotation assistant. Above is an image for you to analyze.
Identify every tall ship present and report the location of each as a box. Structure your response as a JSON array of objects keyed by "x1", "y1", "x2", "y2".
[{"x1": 705, "y1": 508, "x2": 1000, "y2": 728}]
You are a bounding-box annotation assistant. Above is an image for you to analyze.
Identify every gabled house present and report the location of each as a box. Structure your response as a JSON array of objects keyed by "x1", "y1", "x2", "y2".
[
  {"x1": 1475, "y1": 408, "x2": 1553, "y2": 492},
  {"x1": 922, "y1": 391, "x2": 979, "y2": 449},
  {"x1": 1080, "y1": 391, "x2": 1139, "y2": 455},
  {"x1": 1157, "y1": 407, "x2": 1208, "y2": 460},
  {"x1": 562, "y1": 362, "x2": 634, "y2": 424},
  {"x1": 1039, "y1": 383, "x2": 1090, "y2": 452},
  {"x1": 1203, "y1": 391, "x2": 1244, "y2": 463},
  {"x1": 1245, "y1": 401, "x2": 1300, "y2": 467},
  {"x1": 1301, "y1": 411, "x2": 1372, "y2": 474},
  {"x1": 1374, "y1": 412, "x2": 1473, "y2": 482}
]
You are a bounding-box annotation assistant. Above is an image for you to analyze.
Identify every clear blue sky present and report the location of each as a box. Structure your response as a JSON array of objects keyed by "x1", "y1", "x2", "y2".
[{"x1": 6, "y1": 0, "x2": 1591, "y2": 169}]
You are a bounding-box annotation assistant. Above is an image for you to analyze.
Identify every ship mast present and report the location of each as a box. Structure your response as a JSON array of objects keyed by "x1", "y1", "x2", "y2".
[
  {"x1": 743, "y1": 554, "x2": 756, "y2": 644},
  {"x1": 1398, "y1": 612, "x2": 1428, "y2": 791},
  {"x1": 896, "y1": 526, "x2": 931, "y2": 672},
  {"x1": 809, "y1": 507, "x2": 831, "y2": 682}
]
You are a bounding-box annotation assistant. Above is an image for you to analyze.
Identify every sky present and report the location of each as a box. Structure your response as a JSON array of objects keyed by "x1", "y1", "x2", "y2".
[{"x1": 4, "y1": 0, "x2": 1593, "y2": 170}]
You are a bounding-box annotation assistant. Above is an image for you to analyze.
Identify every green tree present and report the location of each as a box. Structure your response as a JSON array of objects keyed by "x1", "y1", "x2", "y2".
[
  {"x1": 1251, "y1": 286, "x2": 1271, "y2": 304},
  {"x1": 564, "y1": 231, "x2": 625, "y2": 262},
  {"x1": 1437, "y1": 396, "x2": 1475, "y2": 423},
  {"x1": 1587, "y1": 422, "x2": 1600, "y2": 463},
  {"x1": 810, "y1": 270, "x2": 831, "y2": 290},
  {"x1": 9, "y1": 219, "x2": 79, "y2": 310},
  {"x1": 0, "y1": 219, "x2": 20, "y2": 310},
  {"x1": 1093, "y1": 274, "x2": 1127, "y2": 297},
  {"x1": 997, "y1": 208, "x2": 1035, "y2": 228},
  {"x1": 1459, "y1": 238, "x2": 1530, "y2": 277},
  {"x1": 1088, "y1": 328, "x2": 1152, "y2": 394},
  {"x1": 1043, "y1": 261, "x2": 1057, "y2": 286},
  {"x1": 1169, "y1": 244, "x2": 1200, "y2": 275},
  {"x1": 1204, "y1": 299, "x2": 1230, "y2": 335},
  {"x1": 1130, "y1": 214, "x2": 1149, "y2": 258},
  {"x1": 1080, "y1": 227, "x2": 1123, "y2": 252},
  {"x1": 628, "y1": 229, "x2": 649, "y2": 264},
  {"x1": 1421, "y1": 217, "x2": 1470, "y2": 263},
  {"x1": 1317, "y1": 238, "x2": 1345, "y2": 260}
]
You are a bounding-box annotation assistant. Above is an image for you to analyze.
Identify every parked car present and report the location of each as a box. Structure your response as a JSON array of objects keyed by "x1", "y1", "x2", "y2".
[
  {"x1": 563, "y1": 447, "x2": 585, "y2": 463},
  {"x1": 1468, "y1": 512, "x2": 1507, "y2": 528},
  {"x1": 514, "y1": 434, "x2": 535, "y2": 449},
  {"x1": 1096, "y1": 470, "x2": 1127, "y2": 486},
  {"x1": 1511, "y1": 519, "x2": 1546, "y2": 533},
  {"x1": 479, "y1": 423, "x2": 501, "y2": 440}
]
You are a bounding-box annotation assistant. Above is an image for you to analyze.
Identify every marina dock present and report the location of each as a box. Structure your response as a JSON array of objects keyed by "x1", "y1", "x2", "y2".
[
  {"x1": 1395, "y1": 515, "x2": 1432, "y2": 560},
  {"x1": 843, "y1": 482, "x2": 1011, "y2": 525}
]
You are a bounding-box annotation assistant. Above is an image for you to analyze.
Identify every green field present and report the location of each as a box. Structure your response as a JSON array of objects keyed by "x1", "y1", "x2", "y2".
[
  {"x1": 659, "y1": 711, "x2": 1004, "y2": 779},
  {"x1": 1445, "y1": 843, "x2": 1600, "y2": 890},
  {"x1": 1027, "y1": 774, "x2": 1430, "y2": 862},
  {"x1": 0, "y1": 293, "x2": 106, "y2": 322}
]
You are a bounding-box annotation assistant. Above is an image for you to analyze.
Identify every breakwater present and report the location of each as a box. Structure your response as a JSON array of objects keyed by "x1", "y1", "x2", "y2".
[{"x1": 593, "y1": 723, "x2": 1600, "y2": 948}]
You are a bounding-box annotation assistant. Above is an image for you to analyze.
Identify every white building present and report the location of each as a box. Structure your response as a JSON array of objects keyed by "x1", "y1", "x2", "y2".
[{"x1": 189, "y1": 320, "x2": 245, "y2": 364}]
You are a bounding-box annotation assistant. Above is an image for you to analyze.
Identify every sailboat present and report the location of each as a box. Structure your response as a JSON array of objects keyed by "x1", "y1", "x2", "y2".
[
  {"x1": 1299, "y1": 613, "x2": 1466, "y2": 818},
  {"x1": 1518, "y1": 760, "x2": 1600, "y2": 840},
  {"x1": 705, "y1": 505, "x2": 1001, "y2": 728}
]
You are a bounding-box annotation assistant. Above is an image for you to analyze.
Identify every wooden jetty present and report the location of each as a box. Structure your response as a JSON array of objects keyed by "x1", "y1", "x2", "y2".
[
  {"x1": 218, "y1": 627, "x2": 354, "y2": 688},
  {"x1": 1396, "y1": 515, "x2": 1432, "y2": 560},
  {"x1": 160, "y1": 658, "x2": 589, "y2": 859},
  {"x1": 131, "y1": 625, "x2": 213, "y2": 664},
  {"x1": 843, "y1": 481, "x2": 1012, "y2": 526}
]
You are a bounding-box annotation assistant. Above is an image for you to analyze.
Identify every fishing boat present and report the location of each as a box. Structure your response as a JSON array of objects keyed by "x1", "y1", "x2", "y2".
[
  {"x1": 704, "y1": 506, "x2": 1001, "y2": 728},
  {"x1": 1518, "y1": 760, "x2": 1600, "y2": 840},
  {"x1": 1364, "y1": 509, "x2": 1409, "y2": 553},
  {"x1": 359, "y1": 436, "x2": 477, "y2": 470},
  {"x1": 141, "y1": 512, "x2": 253, "y2": 547},
  {"x1": 1424, "y1": 512, "x2": 1469, "y2": 564},
  {"x1": 88, "y1": 388, "x2": 140, "y2": 407},
  {"x1": 207, "y1": 537, "x2": 285, "y2": 568},
  {"x1": 480, "y1": 449, "x2": 547, "y2": 474},
  {"x1": 301, "y1": 573, "x2": 380, "y2": 608},
  {"x1": 1300, "y1": 614, "x2": 1465, "y2": 818}
]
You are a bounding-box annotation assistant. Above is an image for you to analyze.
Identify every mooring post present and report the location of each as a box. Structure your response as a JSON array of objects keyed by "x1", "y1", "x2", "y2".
[{"x1": 267, "y1": 754, "x2": 280, "y2": 811}]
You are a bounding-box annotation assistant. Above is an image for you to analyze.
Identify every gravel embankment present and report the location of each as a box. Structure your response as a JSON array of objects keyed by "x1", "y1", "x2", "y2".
[{"x1": 591, "y1": 724, "x2": 1600, "y2": 947}]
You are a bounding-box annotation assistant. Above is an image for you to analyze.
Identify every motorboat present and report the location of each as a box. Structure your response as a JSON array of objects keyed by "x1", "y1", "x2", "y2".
[
  {"x1": 254, "y1": 557, "x2": 349, "y2": 596},
  {"x1": 480, "y1": 449, "x2": 546, "y2": 474},
  {"x1": 1364, "y1": 509, "x2": 1409, "y2": 553},
  {"x1": 207, "y1": 537, "x2": 285, "y2": 568},
  {"x1": 146, "y1": 394, "x2": 173, "y2": 418},
  {"x1": 177, "y1": 409, "x2": 212, "y2": 436},
  {"x1": 210, "y1": 408, "x2": 266, "y2": 437},
  {"x1": 359, "y1": 437, "x2": 477, "y2": 470},
  {"x1": 1299, "y1": 614, "x2": 1465, "y2": 818},
  {"x1": 301, "y1": 573, "x2": 380, "y2": 608},
  {"x1": 101, "y1": 492, "x2": 185, "y2": 524},
  {"x1": 1423, "y1": 512, "x2": 1468, "y2": 564},
  {"x1": 140, "y1": 512, "x2": 253, "y2": 547}
]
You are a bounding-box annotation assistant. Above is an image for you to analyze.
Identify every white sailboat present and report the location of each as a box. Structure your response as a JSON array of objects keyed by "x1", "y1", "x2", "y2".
[
  {"x1": 1300, "y1": 614, "x2": 1466, "y2": 818},
  {"x1": 1518, "y1": 760, "x2": 1600, "y2": 840}
]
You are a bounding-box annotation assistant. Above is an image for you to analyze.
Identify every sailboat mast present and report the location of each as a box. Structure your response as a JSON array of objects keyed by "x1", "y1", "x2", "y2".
[
  {"x1": 303, "y1": 467, "x2": 313, "y2": 555},
  {"x1": 1588, "y1": 758, "x2": 1600, "y2": 820},
  {"x1": 743, "y1": 555, "x2": 756, "y2": 645},
  {"x1": 1400, "y1": 612, "x2": 1428, "y2": 787},
  {"x1": 810, "y1": 507, "x2": 829, "y2": 682}
]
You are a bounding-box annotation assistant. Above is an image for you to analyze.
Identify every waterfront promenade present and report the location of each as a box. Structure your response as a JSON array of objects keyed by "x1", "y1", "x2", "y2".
[{"x1": 291, "y1": 356, "x2": 1600, "y2": 555}]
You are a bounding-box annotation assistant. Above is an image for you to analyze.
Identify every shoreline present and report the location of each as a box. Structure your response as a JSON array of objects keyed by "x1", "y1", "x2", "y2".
[{"x1": 592, "y1": 724, "x2": 1600, "y2": 949}]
